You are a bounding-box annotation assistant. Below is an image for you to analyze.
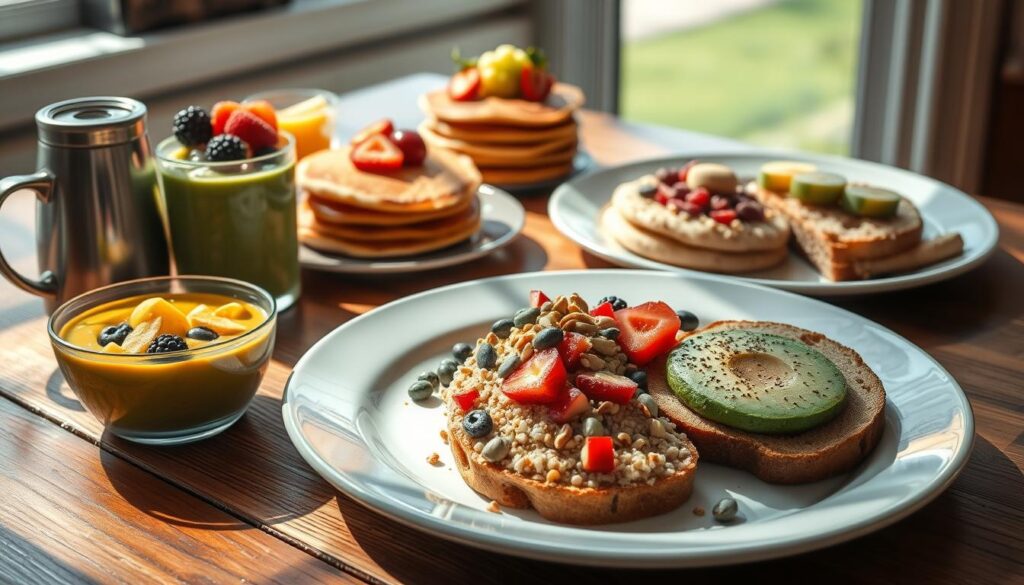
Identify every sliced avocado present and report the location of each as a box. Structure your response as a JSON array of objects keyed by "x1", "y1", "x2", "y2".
[
  {"x1": 841, "y1": 185, "x2": 900, "y2": 218},
  {"x1": 666, "y1": 330, "x2": 847, "y2": 434},
  {"x1": 789, "y1": 172, "x2": 846, "y2": 205}
]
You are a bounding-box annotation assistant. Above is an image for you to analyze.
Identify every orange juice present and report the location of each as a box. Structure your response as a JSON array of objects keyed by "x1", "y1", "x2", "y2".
[{"x1": 272, "y1": 93, "x2": 336, "y2": 159}]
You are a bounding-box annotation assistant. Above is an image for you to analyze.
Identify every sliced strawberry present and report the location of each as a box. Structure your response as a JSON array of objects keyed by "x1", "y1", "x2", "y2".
[
  {"x1": 590, "y1": 301, "x2": 615, "y2": 319},
  {"x1": 614, "y1": 301, "x2": 681, "y2": 366},
  {"x1": 575, "y1": 372, "x2": 636, "y2": 404},
  {"x1": 452, "y1": 388, "x2": 479, "y2": 413},
  {"x1": 710, "y1": 209, "x2": 738, "y2": 225},
  {"x1": 530, "y1": 289, "x2": 550, "y2": 308},
  {"x1": 557, "y1": 332, "x2": 592, "y2": 370},
  {"x1": 349, "y1": 134, "x2": 404, "y2": 173},
  {"x1": 449, "y1": 68, "x2": 481, "y2": 102},
  {"x1": 501, "y1": 348, "x2": 567, "y2": 404},
  {"x1": 582, "y1": 436, "x2": 615, "y2": 473},
  {"x1": 677, "y1": 160, "x2": 698, "y2": 183},
  {"x1": 655, "y1": 183, "x2": 676, "y2": 205},
  {"x1": 224, "y1": 109, "x2": 278, "y2": 150},
  {"x1": 211, "y1": 101, "x2": 240, "y2": 135},
  {"x1": 548, "y1": 387, "x2": 589, "y2": 423},
  {"x1": 686, "y1": 187, "x2": 711, "y2": 207},
  {"x1": 242, "y1": 100, "x2": 278, "y2": 131},
  {"x1": 351, "y1": 118, "x2": 394, "y2": 146},
  {"x1": 520, "y1": 65, "x2": 554, "y2": 102}
]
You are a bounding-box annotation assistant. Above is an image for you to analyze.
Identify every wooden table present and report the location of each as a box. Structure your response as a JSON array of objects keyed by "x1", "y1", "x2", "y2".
[{"x1": 0, "y1": 75, "x2": 1021, "y2": 584}]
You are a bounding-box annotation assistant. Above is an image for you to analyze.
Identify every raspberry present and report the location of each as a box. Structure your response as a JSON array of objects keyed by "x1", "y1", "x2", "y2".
[
  {"x1": 172, "y1": 106, "x2": 212, "y2": 147},
  {"x1": 205, "y1": 134, "x2": 248, "y2": 161},
  {"x1": 242, "y1": 100, "x2": 278, "y2": 131},
  {"x1": 224, "y1": 109, "x2": 278, "y2": 150}
]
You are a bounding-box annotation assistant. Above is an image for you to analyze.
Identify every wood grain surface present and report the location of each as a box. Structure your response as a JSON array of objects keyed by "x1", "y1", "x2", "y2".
[{"x1": 0, "y1": 76, "x2": 1020, "y2": 584}]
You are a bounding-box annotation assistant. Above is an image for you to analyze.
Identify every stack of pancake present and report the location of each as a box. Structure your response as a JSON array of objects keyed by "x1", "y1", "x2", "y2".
[
  {"x1": 418, "y1": 83, "x2": 584, "y2": 186},
  {"x1": 297, "y1": 147, "x2": 482, "y2": 258}
]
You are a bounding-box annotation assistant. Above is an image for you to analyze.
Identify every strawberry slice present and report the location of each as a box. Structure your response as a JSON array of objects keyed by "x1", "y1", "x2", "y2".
[
  {"x1": 530, "y1": 289, "x2": 550, "y2": 308},
  {"x1": 710, "y1": 209, "x2": 738, "y2": 225},
  {"x1": 452, "y1": 388, "x2": 479, "y2": 413},
  {"x1": 349, "y1": 134, "x2": 404, "y2": 173},
  {"x1": 211, "y1": 101, "x2": 240, "y2": 135},
  {"x1": 614, "y1": 301, "x2": 681, "y2": 366},
  {"x1": 582, "y1": 436, "x2": 615, "y2": 473},
  {"x1": 224, "y1": 109, "x2": 278, "y2": 150},
  {"x1": 590, "y1": 301, "x2": 615, "y2": 319},
  {"x1": 501, "y1": 348, "x2": 566, "y2": 404},
  {"x1": 520, "y1": 65, "x2": 554, "y2": 102},
  {"x1": 557, "y1": 331, "x2": 592, "y2": 370},
  {"x1": 548, "y1": 387, "x2": 589, "y2": 423},
  {"x1": 575, "y1": 372, "x2": 636, "y2": 404},
  {"x1": 351, "y1": 118, "x2": 394, "y2": 146},
  {"x1": 449, "y1": 68, "x2": 481, "y2": 102}
]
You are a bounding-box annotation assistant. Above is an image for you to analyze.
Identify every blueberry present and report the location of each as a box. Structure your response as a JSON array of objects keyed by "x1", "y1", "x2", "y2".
[
  {"x1": 597, "y1": 296, "x2": 627, "y2": 310},
  {"x1": 418, "y1": 371, "x2": 440, "y2": 390},
  {"x1": 98, "y1": 323, "x2": 132, "y2": 346},
  {"x1": 598, "y1": 327, "x2": 620, "y2": 340},
  {"x1": 475, "y1": 343, "x2": 497, "y2": 369},
  {"x1": 628, "y1": 370, "x2": 648, "y2": 389},
  {"x1": 497, "y1": 355, "x2": 520, "y2": 379},
  {"x1": 532, "y1": 327, "x2": 564, "y2": 350},
  {"x1": 491, "y1": 318, "x2": 514, "y2": 339},
  {"x1": 513, "y1": 307, "x2": 540, "y2": 328},
  {"x1": 735, "y1": 200, "x2": 765, "y2": 222},
  {"x1": 462, "y1": 410, "x2": 493, "y2": 438},
  {"x1": 408, "y1": 380, "x2": 433, "y2": 401},
  {"x1": 638, "y1": 184, "x2": 658, "y2": 199},
  {"x1": 186, "y1": 326, "x2": 219, "y2": 342},
  {"x1": 438, "y1": 359, "x2": 458, "y2": 386},
  {"x1": 676, "y1": 310, "x2": 700, "y2": 332},
  {"x1": 452, "y1": 342, "x2": 473, "y2": 362}
]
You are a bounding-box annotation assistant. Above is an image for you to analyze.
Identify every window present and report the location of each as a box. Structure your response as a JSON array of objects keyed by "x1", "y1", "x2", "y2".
[{"x1": 619, "y1": 0, "x2": 863, "y2": 155}]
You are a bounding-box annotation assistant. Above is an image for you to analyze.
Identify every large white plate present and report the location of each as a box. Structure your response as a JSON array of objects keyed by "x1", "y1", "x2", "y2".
[
  {"x1": 300, "y1": 184, "x2": 524, "y2": 274},
  {"x1": 549, "y1": 151, "x2": 999, "y2": 295},
  {"x1": 282, "y1": 270, "x2": 973, "y2": 568}
]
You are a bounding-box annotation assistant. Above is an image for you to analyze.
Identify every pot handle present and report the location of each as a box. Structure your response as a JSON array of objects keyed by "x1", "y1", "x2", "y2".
[{"x1": 0, "y1": 170, "x2": 58, "y2": 298}]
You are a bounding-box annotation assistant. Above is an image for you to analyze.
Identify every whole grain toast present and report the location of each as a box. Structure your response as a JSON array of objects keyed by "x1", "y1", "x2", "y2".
[{"x1": 648, "y1": 321, "x2": 886, "y2": 484}]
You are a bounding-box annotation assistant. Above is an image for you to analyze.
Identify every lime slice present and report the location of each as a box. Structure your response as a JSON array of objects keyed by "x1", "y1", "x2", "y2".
[
  {"x1": 789, "y1": 172, "x2": 846, "y2": 205},
  {"x1": 757, "y1": 161, "x2": 817, "y2": 193},
  {"x1": 842, "y1": 185, "x2": 901, "y2": 218}
]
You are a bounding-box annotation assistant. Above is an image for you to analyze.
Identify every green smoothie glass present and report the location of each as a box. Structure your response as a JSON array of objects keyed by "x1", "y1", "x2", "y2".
[{"x1": 155, "y1": 134, "x2": 300, "y2": 310}]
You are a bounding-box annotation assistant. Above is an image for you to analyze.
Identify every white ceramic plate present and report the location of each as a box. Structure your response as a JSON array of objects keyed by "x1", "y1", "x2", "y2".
[
  {"x1": 283, "y1": 270, "x2": 972, "y2": 568},
  {"x1": 299, "y1": 184, "x2": 524, "y2": 274},
  {"x1": 548, "y1": 151, "x2": 999, "y2": 296}
]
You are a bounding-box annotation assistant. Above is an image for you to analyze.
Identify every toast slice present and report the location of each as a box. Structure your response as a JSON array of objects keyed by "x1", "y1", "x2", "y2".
[
  {"x1": 648, "y1": 321, "x2": 886, "y2": 484},
  {"x1": 753, "y1": 186, "x2": 929, "y2": 280}
]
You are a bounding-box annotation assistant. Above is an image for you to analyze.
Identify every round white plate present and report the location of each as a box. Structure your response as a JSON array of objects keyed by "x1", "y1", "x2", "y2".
[
  {"x1": 548, "y1": 151, "x2": 999, "y2": 296},
  {"x1": 299, "y1": 184, "x2": 524, "y2": 274},
  {"x1": 282, "y1": 270, "x2": 973, "y2": 568}
]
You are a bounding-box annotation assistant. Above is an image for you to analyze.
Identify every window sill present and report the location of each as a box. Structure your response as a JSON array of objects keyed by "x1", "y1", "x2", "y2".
[{"x1": 0, "y1": 0, "x2": 522, "y2": 132}]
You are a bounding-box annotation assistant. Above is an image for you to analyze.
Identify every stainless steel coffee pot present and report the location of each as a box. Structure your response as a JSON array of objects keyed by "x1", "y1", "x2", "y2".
[{"x1": 0, "y1": 97, "x2": 170, "y2": 312}]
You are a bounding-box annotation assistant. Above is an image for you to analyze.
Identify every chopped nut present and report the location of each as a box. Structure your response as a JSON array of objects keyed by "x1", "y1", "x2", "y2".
[
  {"x1": 559, "y1": 311, "x2": 594, "y2": 329},
  {"x1": 594, "y1": 316, "x2": 617, "y2": 329},
  {"x1": 485, "y1": 332, "x2": 499, "y2": 344},
  {"x1": 427, "y1": 452, "x2": 441, "y2": 466},
  {"x1": 439, "y1": 430, "x2": 449, "y2": 444},
  {"x1": 567, "y1": 293, "x2": 589, "y2": 314},
  {"x1": 519, "y1": 344, "x2": 534, "y2": 361},
  {"x1": 649, "y1": 418, "x2": 668, "y2": 438},
  {"x1": 693, "y1": 506, "x2": 705, "y2": 517},
  {"x1": 596, "y1": 401, "x2": 617, "y2": 415},
  {"x1": 572, "y1": 321, "x2": 599, "y2": 336},
  {"x1": 546, "y1": 469, "x2": 561, "y2": 483},
  {"x1": 539, "y1": 301, "x2": 554, "y2": 312},
  {"x1": 632, "y1": 437, "x2": 648, "y2": 450},
  {"x1": 554, "y1": 423, "x2": 573, "y2": 449},
  {"x1": 552, "y1": 295, "x2": 569, "y2": 314},
  {"x1": 590, "y1": 337, "x2": 618, "y2": 356},
  {"x1": 580, "y1": 353, "x2": 605, "y2": 371},
  {"x1": 616, "y1": 432, "x2": 632, "y2": 445},
  {"x1": 487, "y1": 500, "x2": 501, "y2": 513}
]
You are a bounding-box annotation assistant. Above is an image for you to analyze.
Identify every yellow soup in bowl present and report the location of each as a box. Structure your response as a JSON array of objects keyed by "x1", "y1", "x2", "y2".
[{"x1": 49, "y1": 277, "x2": 276, "y2": 445}]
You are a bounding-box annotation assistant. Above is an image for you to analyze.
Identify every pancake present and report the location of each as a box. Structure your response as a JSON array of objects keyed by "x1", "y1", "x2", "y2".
[
  {"x1": 297, "y1": 146, "x2": 480, "y2": 213},
  {"x1": 479, "y1": 161, "x2": 575, "y2": 185},
  {"x1": 419, "y1": 83, "x2": 584, "y2": 127},
  {"x1": 611, "y1": 176, "x2": 790, "y2": 253},
  {"x1": 300, "y1": 211, "x2": 481, "y2": 258},
  {"x1": 423, "y1": 117, "x2": 578, "y2": 145},
  {"x1": 300, "y1": 196, "x2": 480, "y2": 242},
  {"x1": 305, "y1": 189, "x2": 474, "y2": 227},
  {"x1": 467, "y1": 146, "x2": 576, "y2": 169},
  {"x1": 418, "y1": 123, "x2": 577, "y2": 161},
  {"x1": 599, "y1": 206, "x2": 787, "y2": 273}
]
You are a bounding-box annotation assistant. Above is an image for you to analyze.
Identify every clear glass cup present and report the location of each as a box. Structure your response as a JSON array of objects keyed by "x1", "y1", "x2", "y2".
[
  {"x1": 48, "y1": 275, "x2": 277, "y2": 445},
  {"x1": 154, "y1": 134, "x2": 300, "y2": 311},
  {"x1": 244, "y1": 88, "x2": 338, "y2": 160}
]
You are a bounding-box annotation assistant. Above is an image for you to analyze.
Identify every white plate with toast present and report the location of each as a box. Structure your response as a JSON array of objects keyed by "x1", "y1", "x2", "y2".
[
  {"x1": 283, "y1": 270, "x2": 973, "y2": 568},
  {"x1": 549, "y1": 151, "x2": 999, "y2": 295},
  {"x1": 299, "y1": 184, "x2": 525, "y2": 274}
]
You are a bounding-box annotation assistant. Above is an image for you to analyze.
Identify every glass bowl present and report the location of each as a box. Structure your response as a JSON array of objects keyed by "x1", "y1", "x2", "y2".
[{"x1": 48, "y1": 275, "x2": 277, "y2": 445}]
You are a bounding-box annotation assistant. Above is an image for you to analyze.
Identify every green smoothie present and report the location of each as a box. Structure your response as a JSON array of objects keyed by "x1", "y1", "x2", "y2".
[{"x1": 156, "y1": 138, "x2": 300, "y2": 309}]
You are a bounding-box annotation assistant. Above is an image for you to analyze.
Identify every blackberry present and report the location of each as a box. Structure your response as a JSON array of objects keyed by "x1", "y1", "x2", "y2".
[
  {"x1": 252, "y1": 146, "x2": 278, "y2": 158},
  {"x1": 98, "y1": 323, "x2": 132, "y2": 346},
  {"x1": 205, "y1": 134, "x2": 248, "y2": 161},
  {"x1": 147, "y1": 334, "x2": 188, "y2": 354},
  {"x1": 597, "y1": 296, "x2": 628, "y2": 311},
  {"x1": 172, "y1": 106, "x2": 212, "y2": 147}
]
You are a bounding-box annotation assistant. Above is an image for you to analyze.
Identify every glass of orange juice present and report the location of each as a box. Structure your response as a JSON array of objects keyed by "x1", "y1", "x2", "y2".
[{"x1": 245, "y1": 89, "x2": 338, "y2": 160}]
